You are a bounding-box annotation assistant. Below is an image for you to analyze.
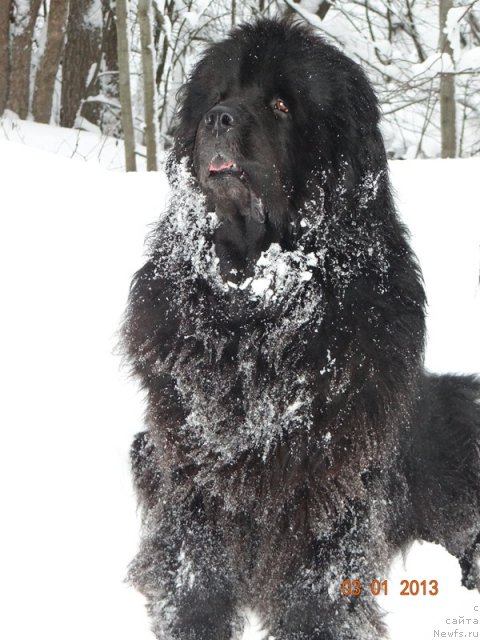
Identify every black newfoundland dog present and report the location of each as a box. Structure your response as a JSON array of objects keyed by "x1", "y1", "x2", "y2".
[{"x1": 122, "y1": 18, "x2": 480, "y2": 640}]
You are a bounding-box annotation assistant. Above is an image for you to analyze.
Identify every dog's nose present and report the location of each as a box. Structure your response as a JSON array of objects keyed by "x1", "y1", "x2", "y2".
[{"x1": 204, "y1": 106, "x2": 235, "y2": 133}]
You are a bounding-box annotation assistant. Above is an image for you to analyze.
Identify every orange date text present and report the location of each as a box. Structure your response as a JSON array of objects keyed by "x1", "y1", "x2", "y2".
[{"x1": 340, "y1": 579, "x2": 439, "y2": 597}]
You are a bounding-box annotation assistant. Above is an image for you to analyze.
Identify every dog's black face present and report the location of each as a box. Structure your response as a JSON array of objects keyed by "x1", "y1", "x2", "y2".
[
  {"x1": 193, "y1": 89, "x2": 293, "y2": 227},
  {"x1": 192, "y1": 85, "x2": 294, "y2": 280},
  {"x1": 171, "y1": 21, "x2": 384, "y2": 281}
]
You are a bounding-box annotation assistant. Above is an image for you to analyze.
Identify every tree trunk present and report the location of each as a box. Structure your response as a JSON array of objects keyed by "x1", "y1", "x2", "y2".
[
  {"x1": 7, "y1": 0, "x2": 42, "y2": 118},
  {"x1": 101, "y1": 0, "x2": 118, "y2": 74},
  {"x1": 60, "y1": 0, "x2": 102, "y2": 128},
  {"x1": 439, "y1": 0, "x2": 457, "y2": 158},
  {"x1": 116, "y1": 0, "x2": 136, "y2": 171},
  {"x1": 154, "y1": 0, "x2": 176, "y2": 139},
  {"x1": 82, "y1": 0, "x2": 121, "y2": 137},
  {"x1": 317, "y1": 1, "x2": 332, "y2": 20},
  {"x1": 32, "y1": 0, "x2": 70, "y2": 124},
  {"x1": 138, "y1": 0, "x2": 158, "y2": 171},
  {"x1": 0, "y1": 1, "x2": 11, "y2": 114}
]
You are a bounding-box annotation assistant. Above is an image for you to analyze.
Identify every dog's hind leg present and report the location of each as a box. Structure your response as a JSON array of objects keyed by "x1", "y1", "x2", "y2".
[
  {"x1": 405, "y1": 373, "x2": 480, "y2": 588},
  {"x1": 267, "y1": 574, "x2": 386, "y2": 640},
  {"x1": 457, "y1": 531, "x2": 480, "y2": 589},
  {"x1": 264, "y1": 509, "x2": 389, "y2": 640}
]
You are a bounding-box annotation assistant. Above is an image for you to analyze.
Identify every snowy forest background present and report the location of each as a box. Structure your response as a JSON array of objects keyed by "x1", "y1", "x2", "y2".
[
  {"x1": 1, "y1": 3, "x2": 480, "y2": 640},
  {"x1": 1, "y1": 0, "x2": 480, "y2": 166}
]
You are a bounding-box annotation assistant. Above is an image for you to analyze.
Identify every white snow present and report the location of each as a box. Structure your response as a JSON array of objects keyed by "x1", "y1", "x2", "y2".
[
  {"x1": 83, "y1": 0, "x2": 103, "y2": 31},
  {"x1": 457, "y1": 46, "x2": 480, "y2": 72},
  {"x1": 411, "y1": 52, "x2": 455, "y2": 78},
  {"x1": 0, "y1": 127, "x2": 479, "y2": 640},
  {"x1": 250, "y1": 276, "x2": 272, "y2": 295},
  {"x1": 0, "y1": 111, "x2": 148, "y2": 171},
  {"x1": 390, "y1": 158, "x2": 480, "y2": 375},
  {"x1": 11, "y1": 0, "x2": 32, "y2": 37}
]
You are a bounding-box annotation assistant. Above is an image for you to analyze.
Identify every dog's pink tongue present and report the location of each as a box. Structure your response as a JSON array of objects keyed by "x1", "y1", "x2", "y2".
[{"x1": 208, "y1": 157, "x2": 235, "y2": 172}]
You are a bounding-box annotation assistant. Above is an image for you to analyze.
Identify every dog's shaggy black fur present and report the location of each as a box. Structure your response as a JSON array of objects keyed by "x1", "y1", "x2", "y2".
[{"x1": 122, "y1": 19, "x2": 480, "y2": 640}]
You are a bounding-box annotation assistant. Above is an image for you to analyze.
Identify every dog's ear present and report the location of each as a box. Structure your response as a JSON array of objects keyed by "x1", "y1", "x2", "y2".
[
  {"x1": 340, "y1": 60, "x2": 387, "y2": 178},
  {"x1": 303, "y1": 43, "x2": 387, "y2": 195},
  {"x1": 167, "y1": 54, "x2": 218, "y2": 181},
  {"x1": 166, "y1": 83, "x2": 199, "y2": 181}
]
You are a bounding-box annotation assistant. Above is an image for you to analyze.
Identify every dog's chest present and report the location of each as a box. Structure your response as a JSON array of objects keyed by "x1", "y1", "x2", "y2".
[{"x1": 171, "y1": 326, "x2": 319, "y2": 461}]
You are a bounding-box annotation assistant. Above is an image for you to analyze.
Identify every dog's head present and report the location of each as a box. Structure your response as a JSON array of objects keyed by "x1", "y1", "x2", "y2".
[{"x1": 169, "y1": 19, "x2": 386, "y2": 279}]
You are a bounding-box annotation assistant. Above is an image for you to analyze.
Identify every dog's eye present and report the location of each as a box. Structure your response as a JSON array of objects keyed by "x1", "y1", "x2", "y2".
[{"x1": 273, "y1": 98, "x2": 289, "y2": 114}]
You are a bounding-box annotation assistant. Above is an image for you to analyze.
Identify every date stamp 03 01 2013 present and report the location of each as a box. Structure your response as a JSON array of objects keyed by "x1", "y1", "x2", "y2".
[{"x1": 340, "y1": 578, "x2": 439, "y2": 597}]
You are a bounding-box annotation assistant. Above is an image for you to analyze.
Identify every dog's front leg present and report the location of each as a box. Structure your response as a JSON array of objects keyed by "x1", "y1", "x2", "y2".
[{"x1": 129, "y1": 474, "x2": 238, "y2": 640}]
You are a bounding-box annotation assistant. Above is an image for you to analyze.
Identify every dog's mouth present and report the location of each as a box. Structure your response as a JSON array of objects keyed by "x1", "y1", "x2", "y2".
[
  {"x1": 208, "y1": 155, "x2": 246, "y2": 182},
  {"x1": 201, "y1": 154, "x2": 264, "y2": 224}
]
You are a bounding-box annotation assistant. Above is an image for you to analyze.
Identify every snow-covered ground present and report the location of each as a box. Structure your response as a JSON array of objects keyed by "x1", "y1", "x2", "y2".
[
  {"x1": 0, "y1": 123, "x2": 479, "y2": 640},
  {"x1": 0, "y1": 111, "x2": 148, "y2": 171}
]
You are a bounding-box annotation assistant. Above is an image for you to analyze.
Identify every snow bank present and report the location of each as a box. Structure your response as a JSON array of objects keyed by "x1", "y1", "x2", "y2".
[{"x1": 0, "y1": 111, "x2": 148, "y2": 171}]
